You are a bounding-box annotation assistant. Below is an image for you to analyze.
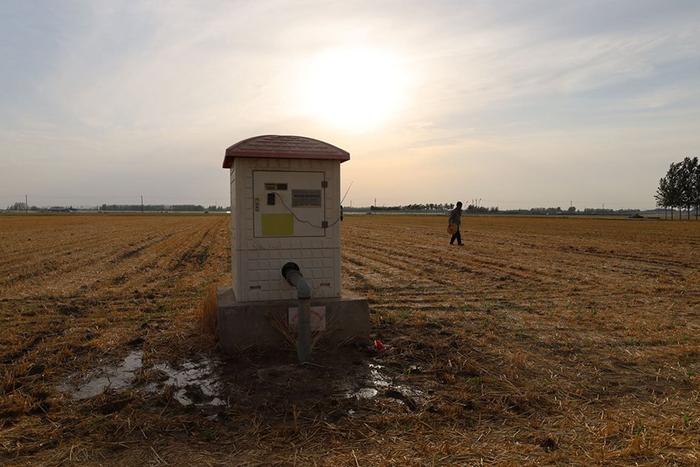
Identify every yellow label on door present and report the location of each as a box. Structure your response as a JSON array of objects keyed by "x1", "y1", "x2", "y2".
[{"x1": 261, "y1": 213, "x2": 294, "y2": 236}]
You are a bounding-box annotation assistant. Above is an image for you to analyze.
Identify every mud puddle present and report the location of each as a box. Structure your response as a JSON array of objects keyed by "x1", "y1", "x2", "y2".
[
  {"x1": 58, "y1": 352, "x2": 227, "y2": 410},
  {"x1": 58, "y1": 353, "x2": 421, "y2": 413},
  {"x1": 58, "y1": 350, "x2": 144, "y2": 400},
  {"x1": 148, "y1": 359, "x2": 226, "y2": 409},
  {"x1": 344, "y1": 362, "x2": 423, "y2": 410},
  {"x1": 346, "y1": 363, "x2": 390, "y2": 399}
]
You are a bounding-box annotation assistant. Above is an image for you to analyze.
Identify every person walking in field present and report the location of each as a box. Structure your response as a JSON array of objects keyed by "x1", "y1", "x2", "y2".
[{"x1": 448, "y1": 201, "x2": 464, "y2": 246}]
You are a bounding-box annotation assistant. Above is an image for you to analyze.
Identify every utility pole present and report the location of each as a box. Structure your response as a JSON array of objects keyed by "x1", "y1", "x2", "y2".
[
  {"x1": 25, "y1": 194, "x2": 28, "y2": 214},
  {"x1": 374, "y1": 197, "x2": 377, "y2": 207},
  {"x1": 141, "y1": 195, "x2": 144, "y2": 213}
]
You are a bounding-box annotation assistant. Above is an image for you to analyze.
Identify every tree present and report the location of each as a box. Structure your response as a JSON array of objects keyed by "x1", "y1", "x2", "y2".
[
  {"x1": 678, "y1": 157, "x2": 698, "y2": 220},
  {"x1": 655, "y1": 176, "x2": 671, "y2": 219},
  {"x1": 694, "y1": 159, "x2": 700, "y2": 220},
  {"x1": 684, "y1": 156, "x2": 700, "y2": 220},
  {"x1": 657, "y1": 162, "x2": 681, "y2": 220},
  {"x1": 656, "y1": 157, "x2": 700, "y2": 220},
  {"x1": 8, "y1": 201, "x2": 28, "y2": 211},
  {"x1": 668, "y1": 162, "x2": 684, "y2": 220}
]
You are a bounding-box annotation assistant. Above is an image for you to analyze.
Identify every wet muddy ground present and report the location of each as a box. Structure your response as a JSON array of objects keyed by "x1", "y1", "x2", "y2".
[{"x1": 57, "y1": 344, "x2": 426, "y2": 423}]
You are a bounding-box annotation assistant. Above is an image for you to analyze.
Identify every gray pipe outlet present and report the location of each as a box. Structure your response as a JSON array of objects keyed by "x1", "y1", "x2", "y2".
[
  {"x1": 281, "y1": 262, "x2": 311, "y2": 299},
  {"x1": 281, "y1": 262, "x2": 312, "y2": 363}
]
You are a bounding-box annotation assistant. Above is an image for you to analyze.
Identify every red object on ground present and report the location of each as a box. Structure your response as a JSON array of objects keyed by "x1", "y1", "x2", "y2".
[{"x1": 374, "y1": 339, "x2": 385, "y2": 352}]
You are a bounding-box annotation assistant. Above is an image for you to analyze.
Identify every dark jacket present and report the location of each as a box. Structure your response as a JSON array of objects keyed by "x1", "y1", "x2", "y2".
[{"x1": 448, "y1": 207, "x2": 462, "y2": 227}]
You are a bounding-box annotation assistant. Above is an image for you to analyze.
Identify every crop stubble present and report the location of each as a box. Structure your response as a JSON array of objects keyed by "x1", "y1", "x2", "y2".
[{"x1": 0, "y1": 214, "x2": 698, "y2": 465}]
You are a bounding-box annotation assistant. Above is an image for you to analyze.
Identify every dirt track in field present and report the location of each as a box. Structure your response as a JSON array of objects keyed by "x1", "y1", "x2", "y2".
[{"x1": 1, "y1": 214, "x2": 699, "y2": 465}]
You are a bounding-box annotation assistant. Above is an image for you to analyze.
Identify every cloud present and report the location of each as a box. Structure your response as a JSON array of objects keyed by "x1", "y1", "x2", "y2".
[{"x1": 1, "y1": 1, "x2": 699, "y2": 208}]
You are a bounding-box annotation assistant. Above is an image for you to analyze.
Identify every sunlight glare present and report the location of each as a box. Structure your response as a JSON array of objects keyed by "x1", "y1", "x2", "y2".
[{"x1": 300, "y1": 48, "x2": 404, "y2": 131}]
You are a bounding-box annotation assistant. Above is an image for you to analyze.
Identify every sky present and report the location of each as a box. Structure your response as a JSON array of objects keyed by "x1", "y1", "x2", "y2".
[{"x1": 1, "y1": 0, "x2": 699, "y2": 209}]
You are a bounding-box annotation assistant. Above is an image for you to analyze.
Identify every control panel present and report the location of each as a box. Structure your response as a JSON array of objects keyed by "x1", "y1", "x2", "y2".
[{"x1": 253, "y1": 170, "x2": 326, "y2": 237}]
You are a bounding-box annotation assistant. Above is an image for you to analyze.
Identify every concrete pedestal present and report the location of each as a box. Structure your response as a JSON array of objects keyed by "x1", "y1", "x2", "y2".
[{"x1": 216, "y1": 287, "x2": 370, "y2": 353}]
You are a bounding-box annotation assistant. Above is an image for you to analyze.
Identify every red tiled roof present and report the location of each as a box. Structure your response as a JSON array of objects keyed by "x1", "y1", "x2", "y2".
[{"x1": 223, "y1": 135, "x2": 350, "y2": 168}]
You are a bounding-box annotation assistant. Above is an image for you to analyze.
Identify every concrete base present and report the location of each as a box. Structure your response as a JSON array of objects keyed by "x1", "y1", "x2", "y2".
[{"x1": 216, "y1": 287, "x2": 370, "y2": 353}]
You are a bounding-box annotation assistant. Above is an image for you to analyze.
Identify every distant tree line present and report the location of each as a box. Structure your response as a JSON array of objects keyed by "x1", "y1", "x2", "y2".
[
  {"x1": 350, "y1": 203, "x2": 649, "y2": 217},
  {"x1": 501, "y1": 207, "x2": 643, "y2": 217},
  {"x1": 2, "y1": 203, "x2": 230, "y2": 212},
  {"x1": 464, "y1": 204, "x2": 499, "y2": 214},
  {"x1": 5, "y1": 202, "x2": 69, "y2": 212},
  {"x1": 655, "y1": 156, "x2": 699, "y2": 220},
  {"x1": 368, "y1": 203, "x2": 455, "y2": 212},
  {"x1": 7, "y1": 202, "x2": 33, "y2": 211},
  {"x1": 517, "y1": 206, "x2": 571, "y2": 215},
  {"x1": 99, "y1": 204, "x2": 229, "y2": 212},
  {"x1": 365, "y1": 203, "x2": 501, "y2": 213}
]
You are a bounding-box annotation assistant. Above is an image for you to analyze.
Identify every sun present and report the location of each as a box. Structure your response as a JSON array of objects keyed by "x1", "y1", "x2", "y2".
[{"x1": 299, "y1": 47, "x2": 404, "y2": 131}]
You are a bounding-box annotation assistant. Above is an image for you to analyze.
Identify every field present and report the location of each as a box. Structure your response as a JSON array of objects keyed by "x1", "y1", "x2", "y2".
[{"x1": 1, "y1": 214, "x2": 699, "y2": 465}]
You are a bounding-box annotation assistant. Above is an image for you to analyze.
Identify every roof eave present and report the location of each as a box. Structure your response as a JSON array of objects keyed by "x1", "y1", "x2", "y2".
[{"x1": 221, "y1": 135, "x2": 350, "y2": 168}]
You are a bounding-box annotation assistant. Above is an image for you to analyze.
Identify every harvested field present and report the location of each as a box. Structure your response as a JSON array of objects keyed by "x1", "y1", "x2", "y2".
[{"x1": 1, "y1": 214, "x2": 699, "y2": 465}]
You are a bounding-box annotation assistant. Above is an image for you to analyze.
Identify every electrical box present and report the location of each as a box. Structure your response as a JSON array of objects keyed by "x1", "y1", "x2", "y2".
[
  {"x1": 253, "y1": 171, "x2": 326, "y2": 238},
  {"x1": 223, "y1": 135, "x2": 350, "y2": 302}
]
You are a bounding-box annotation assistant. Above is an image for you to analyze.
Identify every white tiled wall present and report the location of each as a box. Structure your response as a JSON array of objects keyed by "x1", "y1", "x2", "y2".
[{"x1": 230, "y1": 157, "x2": 342, "y2": 302}]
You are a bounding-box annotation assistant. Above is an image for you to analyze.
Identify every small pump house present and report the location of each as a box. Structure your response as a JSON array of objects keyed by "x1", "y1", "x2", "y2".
[
  {"x1": 223, "y1": 135, "x2": 348, "y2": 302},
  {"x1": 217, "y1": 135, "x2": 368, "y2": 353}
]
